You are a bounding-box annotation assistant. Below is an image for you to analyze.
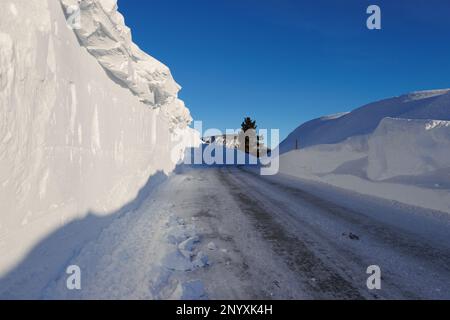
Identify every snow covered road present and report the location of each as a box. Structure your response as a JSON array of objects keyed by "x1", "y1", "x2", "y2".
[
  {"x1": 2, "y1": 0, "x2": 449, "y2": 302},
  {"x1": 221, "y1": 167, "x2": 450, "y2": 299},
  {"x1": 23, "y1": 166, "x2": 450, "y2": 299}
]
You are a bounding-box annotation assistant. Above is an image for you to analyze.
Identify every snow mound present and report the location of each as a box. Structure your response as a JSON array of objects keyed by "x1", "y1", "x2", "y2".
[
  {"x1": 278, "y1": 90, "x2": 450, "y2": 212},
  {"x1": 279, "y1": 136, "x2": 367, "y2": 176},
  {"x1": 60, "y1": 0, "x2": 192, "y2": 129},
  {"x1": 280, "y1": 89, "x2": 450, "y2": 153},
  {"x1": 367, "y1": 118, "x2": 450, "y2": 180}
]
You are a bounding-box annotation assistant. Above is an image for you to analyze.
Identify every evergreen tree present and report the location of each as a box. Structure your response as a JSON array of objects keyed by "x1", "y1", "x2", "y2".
[
  {"x1": 241, "y1": 117, "x2": 257, "y2": 132},
  {"x1": 240, "y1": 117, "x2": 259, "y2": 156}
]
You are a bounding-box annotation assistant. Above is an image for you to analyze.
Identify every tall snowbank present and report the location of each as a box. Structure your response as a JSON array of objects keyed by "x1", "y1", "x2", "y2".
[
  {"x1": 367, "y1": 118, "x2": 450, "y2": 180},
  {"x1": 0, "y1": 0, "x2": 198, "y2": 275},
  {"x1": 277, "y1": 87, "x2": 450, "y2": 212},
  {"x1": 278, "y1": 116, "x2": 450, "y2": 213}
]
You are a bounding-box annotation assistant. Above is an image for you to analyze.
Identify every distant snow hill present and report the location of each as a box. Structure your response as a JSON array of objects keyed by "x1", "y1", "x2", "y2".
[
  {"x1": 278, "y1": 89, "x2": 450, "y2": 213},
  {"x1": 280, "y1": 89, "x2": 450, "y2": 153}
]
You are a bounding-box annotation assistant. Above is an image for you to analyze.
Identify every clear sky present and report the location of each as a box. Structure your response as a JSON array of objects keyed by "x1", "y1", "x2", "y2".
[{"x1": 118, "y1": 0, "x2": 450, "y2": 142}]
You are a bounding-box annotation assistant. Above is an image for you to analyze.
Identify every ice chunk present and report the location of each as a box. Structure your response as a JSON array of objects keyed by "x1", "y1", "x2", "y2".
[
  {"x1": 192, "y1": 251, "x2": 209, "y2": 268},
  {"x1": 178, "y1": 236, "x2": 200, "y2": 258},
  {"x1": 207, "y1": 242, "x2": 216, "y2": 251}
]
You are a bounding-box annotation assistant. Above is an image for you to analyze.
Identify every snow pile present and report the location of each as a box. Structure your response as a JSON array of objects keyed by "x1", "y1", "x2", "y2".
[
  {"x1": 0, "y1": 0, "x2": 198, "y2": 277},
  {"x1": 367, "y1": 118, "x2": 450, "y2": 180},
  {"x1": 279, "y1": 135, "x2": 367, "y2": 176},
  {"x1": 279, "y1": 89, "x2": 450, "y2": 153},
  {"x1": 278, "y1": 89, "x2": 450, "y2": 213}
]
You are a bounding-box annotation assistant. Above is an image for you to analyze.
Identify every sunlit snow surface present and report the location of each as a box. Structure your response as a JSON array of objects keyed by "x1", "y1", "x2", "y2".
[
  {"x1": 0, "y1": 0, "x2": 199, "y2": 280},
  {"x1": 278, "y1": 89, "x2": 450, "y2": 212}
]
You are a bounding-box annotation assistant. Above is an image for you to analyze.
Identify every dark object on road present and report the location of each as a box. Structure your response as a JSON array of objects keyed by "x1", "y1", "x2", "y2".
[{"x1": 342, "y1": 232, "x2": 360, "y2": 240}]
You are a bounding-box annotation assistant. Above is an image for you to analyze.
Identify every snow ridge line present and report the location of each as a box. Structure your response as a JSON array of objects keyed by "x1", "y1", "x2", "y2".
[{"x1": 59, "y1": 0, "x2": 192, "y2": 129}]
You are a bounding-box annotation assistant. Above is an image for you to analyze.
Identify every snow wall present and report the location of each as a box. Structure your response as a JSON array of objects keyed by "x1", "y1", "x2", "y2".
[
  {"x1": 0, "y1": 0, "x2": 199, "y2": 275},
  {"x1": 278, "y1": 116, "x2": 450, "y2": 213},
  {"x1": 367, "y1": 118, "x2": 450, "y2": 180}
]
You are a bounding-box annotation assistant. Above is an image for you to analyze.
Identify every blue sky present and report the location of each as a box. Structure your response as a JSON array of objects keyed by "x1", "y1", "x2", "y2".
[{"x1": 118, "y1": 0, "x2": 450, "y2": 142}]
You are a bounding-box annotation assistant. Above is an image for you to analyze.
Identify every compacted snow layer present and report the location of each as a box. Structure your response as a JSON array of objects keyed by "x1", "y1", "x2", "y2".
[
  {"x1": 0, "y1": 0, "x2": 198, "y2": 277},
  {"x1": 277, "y1": 89, "x2": 450, "y2": 212},
  {"x1": 367, "y1": 118, "x2": 450, "y2": 180},
  {"x1": 279, "y1": 145, "x2": 450, "y2": 213},
  {"x1": 3, "y1": 166, "x2": 449, "y2": 299},
  {"x1": 277, "y1": 116, "x2": 450, "y2": 212}
]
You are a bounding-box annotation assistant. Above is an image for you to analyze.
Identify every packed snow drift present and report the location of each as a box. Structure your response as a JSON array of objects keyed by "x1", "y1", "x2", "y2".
[
  {"x1": 0, "y1": 0, "x2": 199, "y2": 281},
  {"x1": 278, "y1": 89, "x2": 450, "y2": 213},
  {"x1": 280, "y1": 89, "x2": 450, "y2": 152},
  {"x1": 367, "y1": 117, "x2": 450, "y2": 181}
]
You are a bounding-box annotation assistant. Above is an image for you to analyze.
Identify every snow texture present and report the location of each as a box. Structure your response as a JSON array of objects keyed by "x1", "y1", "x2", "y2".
[
  {"x1": 278, "y1": 90, "x2": 450, "y2": 213},
  {"x1": 279, "y1": 89, "x2": 450, "y2": 153},
  {"x1": 367, "y1": 118, "x2": 450, "y2": 180},
  {"x1": 60, "y1": 0, "x2": 192, "y2": 129},
  {"x1": 0, "y1": 0, "x2": 199, "y2": 278}
]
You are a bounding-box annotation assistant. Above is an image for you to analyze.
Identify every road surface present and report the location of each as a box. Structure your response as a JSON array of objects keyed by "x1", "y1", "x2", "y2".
[{"x1": 40, "y1": 166, "x2": 450, "y2": 299}]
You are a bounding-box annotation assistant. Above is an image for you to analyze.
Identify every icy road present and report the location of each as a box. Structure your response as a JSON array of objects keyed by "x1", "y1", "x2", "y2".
[{"x1": 42, "y1": 166, "x2": 450, "y2": 299}]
